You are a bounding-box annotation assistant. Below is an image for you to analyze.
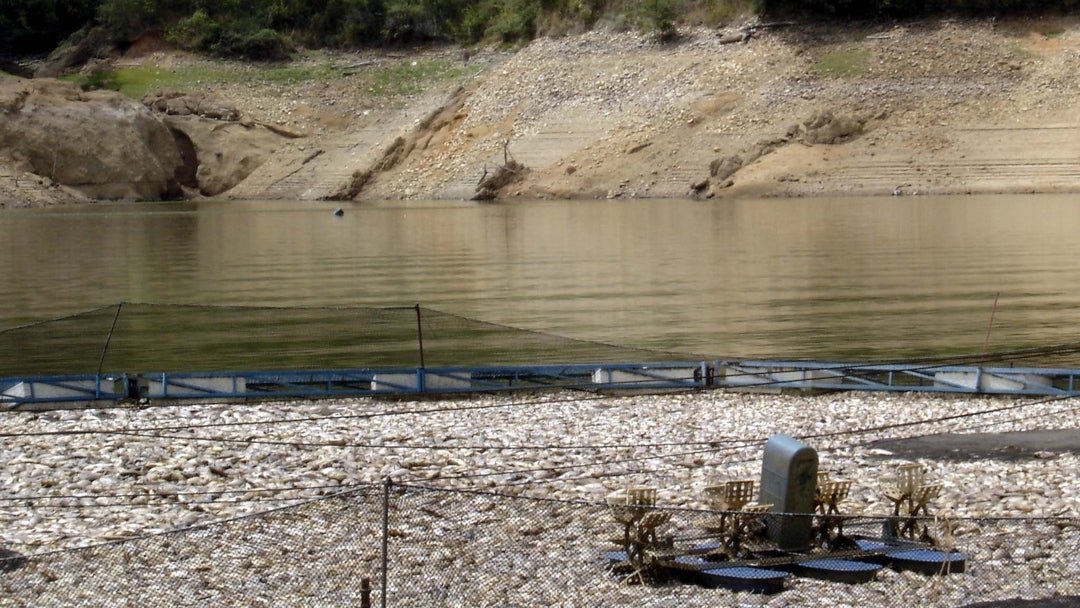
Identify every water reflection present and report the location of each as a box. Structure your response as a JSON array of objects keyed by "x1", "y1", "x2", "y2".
[{"x1": 3, "y1": 195, "x2": 1080, "y2": 370}]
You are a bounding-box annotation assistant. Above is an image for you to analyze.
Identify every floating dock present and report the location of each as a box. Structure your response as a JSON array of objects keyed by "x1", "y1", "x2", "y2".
[{"x1": 4, "y1": 359, "x2": 1080, "y2": 409}]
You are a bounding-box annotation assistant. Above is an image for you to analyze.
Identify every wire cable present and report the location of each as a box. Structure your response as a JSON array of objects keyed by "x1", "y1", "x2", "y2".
[{"x1": 3, "y1": 390, "x2": 1075, "y2": 511}]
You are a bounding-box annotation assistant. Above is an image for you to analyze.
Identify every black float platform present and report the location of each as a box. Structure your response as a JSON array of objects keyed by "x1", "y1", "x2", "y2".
[
  {"x1": 880, "y1": 549, "x2": 968, "y2": 575},
  {"x1": 856, "y1": 539, "x2": 968, "y2": 575},
  {"x1": 695, "y1": 566, "x2": 791, "y2": 594},
  {"x1": 670, "y1": 556, "x2": 791, "y2": 594},
  {"x1": 785, "y1": 558, "x2": 883, "y2": 584}
]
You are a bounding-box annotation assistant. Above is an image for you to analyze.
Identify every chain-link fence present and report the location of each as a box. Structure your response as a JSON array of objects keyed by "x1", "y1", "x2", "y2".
[{"x1": 2, "y1": 482, "x2": 1077, "y2": 607}]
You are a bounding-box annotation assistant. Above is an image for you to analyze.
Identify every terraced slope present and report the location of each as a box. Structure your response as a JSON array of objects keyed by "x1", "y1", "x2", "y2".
[{"x1": 294, "y1": 19, "x2": 1080, "y2": 201}]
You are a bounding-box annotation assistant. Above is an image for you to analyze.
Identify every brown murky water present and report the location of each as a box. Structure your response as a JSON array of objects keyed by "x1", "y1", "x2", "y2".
[{"x1": 3, "y1": 195, "x2": 1080, "y2": 366}]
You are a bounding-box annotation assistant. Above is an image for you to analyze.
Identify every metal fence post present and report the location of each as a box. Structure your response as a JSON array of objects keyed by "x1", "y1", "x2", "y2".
[
  {"x1": 414, "y1": 304, "x2": 426, "y2": 371},
  {"x1": 381, "y1": 477, "x2": 391, "y2": 608},
  {"x1": 96, "y1": 302, "x2": 123, "y2": 382}
]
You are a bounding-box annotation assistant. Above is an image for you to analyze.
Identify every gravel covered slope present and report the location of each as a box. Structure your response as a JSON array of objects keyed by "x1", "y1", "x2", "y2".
[{"x1": 355, "y1": 18, "x2": 1080, "y2": 200}]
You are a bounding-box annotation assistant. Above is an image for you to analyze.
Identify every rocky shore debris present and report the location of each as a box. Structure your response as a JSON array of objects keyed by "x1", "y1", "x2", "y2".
[
  {"x1": 473, "y1": 140, "x2": 529, "y2": 201},
  {"x1": 142, "y1": 90, "x2": 241, "y2": 122},
  {"x1": 718, "y1": 21, "x2": 797, "y2": 45},
  {"x1": 797, "y1": 109, "x2": 866, "y2": 145},
  {"x1": 327, "y1": 167, "x2": 373, "y2": 201},
  {"x1": 696, "y1": 110, "x2": 866, "y2": 197},
  {"x1": 323, "y1": 87, "x2": 474, "y2": 201}
]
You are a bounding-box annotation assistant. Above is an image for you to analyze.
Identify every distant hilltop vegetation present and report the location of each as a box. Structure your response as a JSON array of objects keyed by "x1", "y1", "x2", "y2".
[{"x1": 2, "y1": 0, "x2": 1078, "y2": 61}]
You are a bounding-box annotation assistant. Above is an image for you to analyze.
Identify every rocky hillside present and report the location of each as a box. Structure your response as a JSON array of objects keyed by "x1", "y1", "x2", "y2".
[
  {"x1": 2, "y1": 15, "x2": 1079, "y2": 208},
  {"x1": 355, "y1": 16, "x2": 1080, "y2": 201}
]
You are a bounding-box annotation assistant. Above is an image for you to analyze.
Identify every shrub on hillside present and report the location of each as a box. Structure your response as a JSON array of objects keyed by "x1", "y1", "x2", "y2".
[
  {"x1": 97, "y1": 0, "x2": 163, "y2": 43},
  {"x1": 164, "y1": 10, "x2": 219, "y2": 52},
  {"x1": 165, "y1": 10, "x2": 292, "y2": 61},
  {"x1": 214, "y1": 27, "x2": 293, "y2": 61},
  {"x1": 317, "y1": 0, "x2": 386, "y2": 47},
  {"x1": 487, "y1": 0, "x2": 542, "y2": 42},
  {"x1": 636, "y1": 0, "x2": 681, "y2": 40}
]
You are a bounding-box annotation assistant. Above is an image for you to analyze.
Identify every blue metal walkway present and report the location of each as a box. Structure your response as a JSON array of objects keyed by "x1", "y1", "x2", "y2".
[{"x1": 3, "y1": 360, "x2": 1080, "y2": 409}]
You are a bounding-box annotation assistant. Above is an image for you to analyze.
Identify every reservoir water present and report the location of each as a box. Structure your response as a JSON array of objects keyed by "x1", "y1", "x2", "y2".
[{"x1": 3, "y1": 194, "x2": 1080, "y2": 371}]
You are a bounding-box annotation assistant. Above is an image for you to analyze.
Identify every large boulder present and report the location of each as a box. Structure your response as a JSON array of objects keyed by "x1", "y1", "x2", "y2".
[
  {"x1": 0, "y1": 78, "x2": 183, "y2": 200},
  {"x1": 162, "y1": 115, "x2": 282, "y2": 196}
]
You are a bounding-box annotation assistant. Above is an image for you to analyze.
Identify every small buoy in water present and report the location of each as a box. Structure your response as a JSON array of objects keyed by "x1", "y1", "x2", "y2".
[{"x1": 334, "y1": 208, "x2": 344, "y2": 217}]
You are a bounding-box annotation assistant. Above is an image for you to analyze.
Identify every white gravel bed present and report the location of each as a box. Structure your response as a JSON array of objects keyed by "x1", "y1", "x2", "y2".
[{"x1": 2, "y1": 390, "x2": 1077, "y2": 554}]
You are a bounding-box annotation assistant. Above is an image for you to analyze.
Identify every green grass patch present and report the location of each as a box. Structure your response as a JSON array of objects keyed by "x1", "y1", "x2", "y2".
[
  {"x1": 359, "y1": 60, "x2": 466, "y2": 97},
  {"x1": 63, "y1": 64, "x2": 238, "y2": 97},
  {"x1": 810, "y1": 48, "x2": 870, "y2": 78},
  {"x1": 62, "y1": 57, "x2": 466, "y2": 99},
  {"x1": 92, "y1": 63, "x2": 345, "y2": 97}
]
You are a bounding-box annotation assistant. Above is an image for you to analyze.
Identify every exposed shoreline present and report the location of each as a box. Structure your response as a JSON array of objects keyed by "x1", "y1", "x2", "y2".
[{"x1": 3, "y1": 17, "x2": 1080, "y2": 207}]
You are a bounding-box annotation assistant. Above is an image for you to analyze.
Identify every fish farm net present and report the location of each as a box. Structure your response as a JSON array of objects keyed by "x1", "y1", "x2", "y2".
[
  {"x1": 0, "y1": 303, "x2": 699, "y2": 377},
  {"x1": 7, "y1": 303, "x2": 1080, "y2": 380}
]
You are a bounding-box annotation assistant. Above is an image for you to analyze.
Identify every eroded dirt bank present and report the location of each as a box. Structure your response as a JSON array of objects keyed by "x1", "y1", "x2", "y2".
[{"x1": 2, "y1": 16, "x2": 1079, "y2": 207}]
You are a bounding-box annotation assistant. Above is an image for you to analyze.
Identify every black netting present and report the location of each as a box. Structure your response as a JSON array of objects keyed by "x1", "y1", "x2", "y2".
[
  {"x1": 8, "y1": 303, "x2": 1080, "y2": 380},
  {"x1": 2, "y1": 488, "x2": 385, "y2": 607},
  {"x1": 0, "y1": 304, "x2": 696, "y2": 377},
  {"x1": 3, "y1": 485, "x2": 1077, "y2": 608},
  {"x1": 0, "y1": 306, "x2": 122, "y2": 377}
]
